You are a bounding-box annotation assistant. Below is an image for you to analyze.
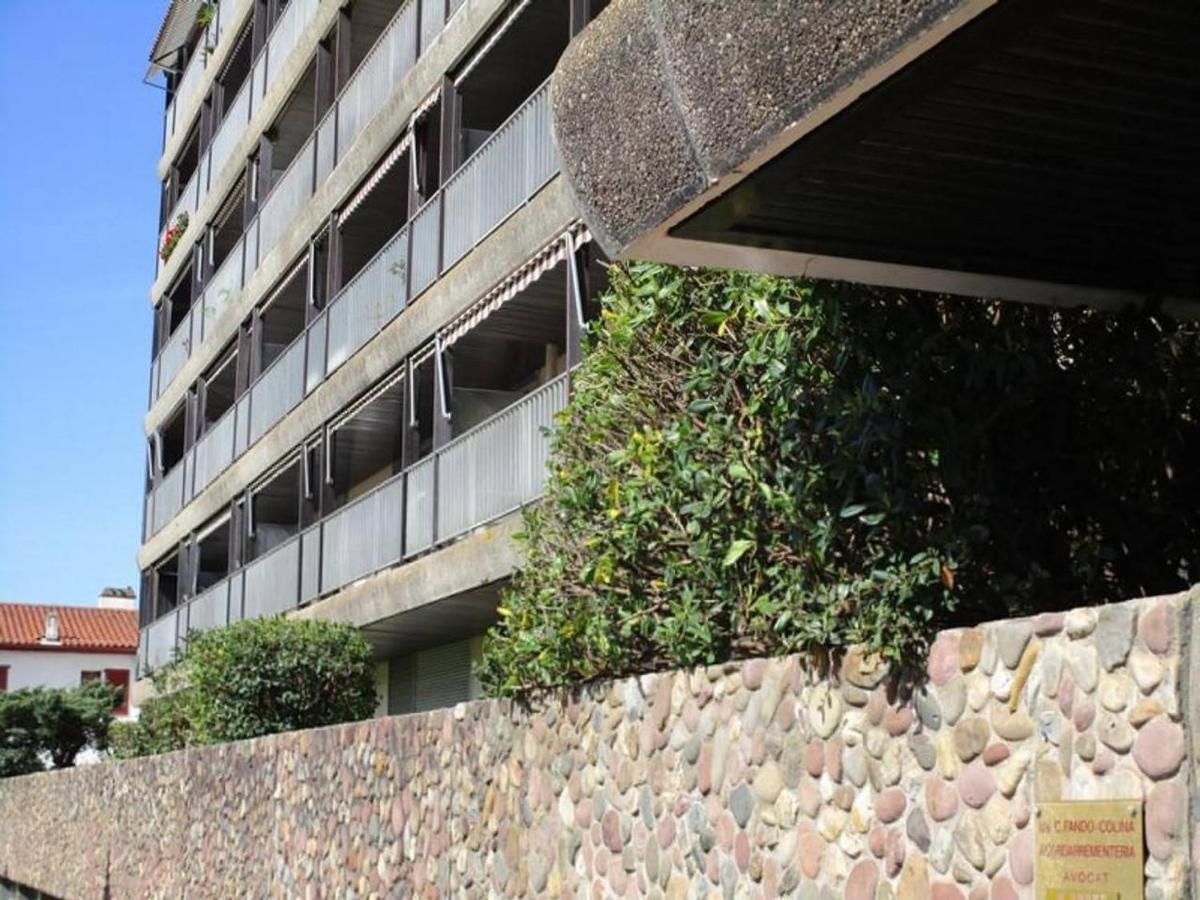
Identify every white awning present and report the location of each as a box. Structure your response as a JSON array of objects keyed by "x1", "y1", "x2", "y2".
[
  {"x1": 442, "y1": 225, "x2": 590, "y2": 347},
  {"x1": 339, "y1": 132, "x2": 413, "y2": 222}
]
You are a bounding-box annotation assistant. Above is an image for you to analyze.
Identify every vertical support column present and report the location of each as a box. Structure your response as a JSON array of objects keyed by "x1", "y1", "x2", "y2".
[
  {"x1": 257, "y1": 134, "x2": 274, "y2": 197},
  {"x1": 334, "y1": 7, "x2": 353, "y2": 94},
  {"x1": 251, "y1": 0, "x2": 269, "y2": 59},
  {"x1": 315, "y1": 31, "x2": 336, "y2": 121},
  {"x1": 438, "y1": 76, "x2": 460, "y2": 186},
  {"x1": 431, "y1": 340, "x2": 454, "y2": 545},
  {"x1": 178, "y1": 538, "x2": 196, "y2": 604},
  {"x1": 184, "y1": 388, "x2": 199, "y2": 453}
]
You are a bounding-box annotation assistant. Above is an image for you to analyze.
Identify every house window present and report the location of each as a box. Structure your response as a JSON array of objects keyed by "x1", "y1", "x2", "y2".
[
  {"x1": 81, "y1": 670, "x2": 102, "y2": 684},
  {"x1": 105, "y1": 669, "x2": 131, "y2": 717},
  {"x1": 0, "y1": 666, "x2": 7, "y2": 693}
]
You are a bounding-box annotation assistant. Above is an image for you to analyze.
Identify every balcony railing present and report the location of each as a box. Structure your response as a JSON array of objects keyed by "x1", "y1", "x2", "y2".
[
  {"x1": 144, "y1": 83, "x2": 560, "y2": 539},
  {"x1": 149, "y1": 458, "x2": 188, "y2": 538},
  {"x1": 150, "y1": 0, "x2": 473, "y2": 405},
  {"x1": 155, "y1": 0, "x2": 322, "y2": 280},
  {"x1": 190, "y1": 409, "x2": 237, "y2": 501},
  {"x1": 141, "y1": 373, "x2": 568, "y2": 668},
  {"x1": 162, "y1": 0, "x2": 254, "y2": 147}
]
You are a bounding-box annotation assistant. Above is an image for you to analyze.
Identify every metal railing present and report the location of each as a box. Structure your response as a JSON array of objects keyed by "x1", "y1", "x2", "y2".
[
  {"x1": 142, "y1": 373, "x2": 568, "y2": 656},
  {"x1": 442, "y1": 82, "x2": 556, "y2": 269},
  {"x1": 437, "y1": 373, "x2": 564, "y2": 540},
  {"x1": 145, "y1": 609, "x2": 179, "y2": 670},
  {"x1": 145, "y1": 81, "x2": 562, "y2": 536},
  {"x1": 149, "y1": 0, "x2": 477, "y2": 411},
  {"x1": 151, "y1": 459, "x2": 187, "y2": 536},
  {"x1": 156, "y1": 311, "x2": 194, "y2": 397},
  {"x1": 248, "y1": 336, "x2": 307, "y2": 445},
  {"x1": 242, "y1": 535, "x2": 301, "y2": 619},
  {"x1": 326, "y1": 225, "x2": 410, "y2": 372},
  {"x1": 265, "y1": 0, "x2": 321, "y2": 86},
  {"x1": 162, "y1": 0, "x2": 254, "y2": 145},
  {"x1": 206, "y1": 80, "x2": 253, "y2": 191},
  {"x1": 319, "y1": 476, "x2": 406, "y2": 592},
  {"x1": 201, "y1": 235, "x2": 246, "y2": 331},
  {"x1": 190, "y1": 408, "x2": 237, "y2": 499},
  {"x1": 337, "y1": 0, "x2": 419, "y2": 158},
  {"x1": 257, "y1": 138, "x2": 316, "y2": 264},
  {"x1": 186, "y1": 577, "x2": 231, "y2": 636}
]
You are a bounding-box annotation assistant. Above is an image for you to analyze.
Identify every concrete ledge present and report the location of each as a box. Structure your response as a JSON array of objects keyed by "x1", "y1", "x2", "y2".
[
  {"x1": 291, "y1": 513, "x2": 520, "y2": 631},
  {"x1": 551, "y1": 0, "x2": 987, "y2": 257},
  {"x1": 138, "y1": 176, "x2": 577, "y2": 566}
]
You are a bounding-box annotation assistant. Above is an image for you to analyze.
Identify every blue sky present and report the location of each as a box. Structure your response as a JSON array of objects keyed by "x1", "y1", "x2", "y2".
[{"x1": 0, "y1": 2, "x2": 164, "y2": 605}]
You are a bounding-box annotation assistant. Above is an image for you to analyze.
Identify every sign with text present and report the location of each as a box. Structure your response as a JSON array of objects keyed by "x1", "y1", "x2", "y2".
[{"x1": 1036, "y1": 799, "x2": 1143, "y2": 900}]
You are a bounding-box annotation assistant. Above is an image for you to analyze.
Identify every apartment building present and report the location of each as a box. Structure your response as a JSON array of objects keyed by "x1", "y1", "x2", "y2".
[{"x1": 139, "y1": 0, "x2": 611, "y2": 713}]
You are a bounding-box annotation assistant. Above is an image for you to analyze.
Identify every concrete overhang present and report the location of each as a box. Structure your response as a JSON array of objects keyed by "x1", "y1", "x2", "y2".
[
  {"x1": 289, "y1": 514, "x2": 521, "y2": 657},
  {"x1": 551, "y1": 0, "x2": 1200, "y2": 311}
]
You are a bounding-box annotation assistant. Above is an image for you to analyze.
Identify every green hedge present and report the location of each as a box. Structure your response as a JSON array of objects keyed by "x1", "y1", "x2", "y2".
[
  {"x1": 479, "y1": 264, "x2": 1200, "y2": 696},
  {"x1": 0, "y1": 682, "x2": 117, "y2": 776},
  {"x1": 111, "y1": 617, "x2": 376, "y2": 758}
]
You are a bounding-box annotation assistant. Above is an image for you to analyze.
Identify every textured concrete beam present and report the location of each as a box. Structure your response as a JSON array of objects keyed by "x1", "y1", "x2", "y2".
[{"x1": 551, "y1": 0, "x2": 988, "y2": 257}]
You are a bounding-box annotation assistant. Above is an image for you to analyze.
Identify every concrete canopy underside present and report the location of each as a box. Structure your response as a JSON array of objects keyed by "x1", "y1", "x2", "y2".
[{"x1": 552, "y1": 0, "x2": 1200, "y2": 310}]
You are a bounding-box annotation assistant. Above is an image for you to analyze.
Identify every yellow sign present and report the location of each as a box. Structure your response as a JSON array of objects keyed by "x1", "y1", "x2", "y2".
[{"x1": 1036, "y1": 800, "x2": 1143, "y2": 900}]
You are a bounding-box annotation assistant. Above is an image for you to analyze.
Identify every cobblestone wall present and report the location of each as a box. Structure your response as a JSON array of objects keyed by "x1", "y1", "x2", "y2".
[{"x1": 0, "y1": 589, "x2": 1196, "y2": 899}]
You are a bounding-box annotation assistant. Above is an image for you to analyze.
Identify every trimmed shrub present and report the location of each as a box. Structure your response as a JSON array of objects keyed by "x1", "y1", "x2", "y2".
[
  {"x1": 111, "y1": 617, "x2": 376, "y2": 758},
  {"x1": 479, "y1": 263, "x2": 1200, "y2": 695},
  {"x1": 0, "y1": 682, "x2": 118, "y2": 776}
]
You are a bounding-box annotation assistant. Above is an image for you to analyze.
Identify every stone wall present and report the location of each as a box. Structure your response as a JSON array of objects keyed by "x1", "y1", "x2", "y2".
[{"x1": 1, "y1": 589, "x2": 1196, "y2": 899}]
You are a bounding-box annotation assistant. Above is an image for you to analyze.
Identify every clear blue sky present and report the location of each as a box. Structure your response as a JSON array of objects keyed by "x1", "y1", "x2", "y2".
[{"x1": 0, "y1": 2, "x2": 164, "y2": 605}]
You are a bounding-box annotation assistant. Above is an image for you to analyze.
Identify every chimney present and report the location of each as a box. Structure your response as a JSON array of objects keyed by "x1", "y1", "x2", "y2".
[
  {"x1": 41, "y1": 611, "x2": 61, "y2": 644},
  {"x1": 98, "y1": 586, "x2": 137, "y2": 611}
]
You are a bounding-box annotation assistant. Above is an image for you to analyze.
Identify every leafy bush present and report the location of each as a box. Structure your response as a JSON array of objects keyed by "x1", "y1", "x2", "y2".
[
  {"x1": 111, "y1": 617, "x2": 376, "y2": 758},
  {"x1": 0, "y1": 682, "x2": 118, "y2": 777},
  {"x1": 479, "y1": 264, "x2": 1200, "y2": 695}
]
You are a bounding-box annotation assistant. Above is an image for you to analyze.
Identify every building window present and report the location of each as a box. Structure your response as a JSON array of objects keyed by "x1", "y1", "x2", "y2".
[
  {"x1": 0, "y1": 666, "x2": 7, "y2": 693},
  {"x1": 81, "y1": 670, "x2": 102, "y2": 684},
  {"x1": 105, "y1": 669, "x2": 131, "y2": 717}
]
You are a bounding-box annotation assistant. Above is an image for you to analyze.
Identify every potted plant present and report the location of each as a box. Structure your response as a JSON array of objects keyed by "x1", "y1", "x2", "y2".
[{"x1": 160, "y1": 212, "x2": 189, "y2": 263}]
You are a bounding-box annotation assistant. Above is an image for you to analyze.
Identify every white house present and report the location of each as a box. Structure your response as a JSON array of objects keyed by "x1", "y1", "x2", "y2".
[{"x1": 0, "y1": 589, "x2": 140, "y2": 719}]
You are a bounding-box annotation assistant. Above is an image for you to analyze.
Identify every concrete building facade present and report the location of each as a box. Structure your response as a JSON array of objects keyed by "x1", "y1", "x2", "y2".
[{"x1": 138, "y1": 0, "x2": 612, "y2": 712}]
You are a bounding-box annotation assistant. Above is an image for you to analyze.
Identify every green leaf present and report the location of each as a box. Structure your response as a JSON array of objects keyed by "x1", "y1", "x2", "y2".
[{"x1": 722, "y1": 539, "x2": 756, "y2": 567}]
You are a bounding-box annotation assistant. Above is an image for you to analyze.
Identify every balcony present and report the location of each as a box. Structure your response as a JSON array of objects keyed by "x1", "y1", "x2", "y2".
[
  {"x1": 138, "y1": 372, "x2": 567, "y2": 674},
  {"x1": 144, "y1": 80, "x2": 559, "y2": 537},
  {"x1": 147, "y1": 0, "x2": 570, "y2": 412}
]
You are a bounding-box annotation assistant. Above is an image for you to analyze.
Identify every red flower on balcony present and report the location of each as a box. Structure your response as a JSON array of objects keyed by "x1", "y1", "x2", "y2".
[{"x1": 160, "y1": 212, "x2": 189, "y2": 263}]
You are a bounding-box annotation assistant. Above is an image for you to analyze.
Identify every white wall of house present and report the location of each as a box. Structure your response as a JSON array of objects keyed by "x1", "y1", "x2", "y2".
[{"x1": 0, "y1": 649, "x2": 139, "y2": 719}]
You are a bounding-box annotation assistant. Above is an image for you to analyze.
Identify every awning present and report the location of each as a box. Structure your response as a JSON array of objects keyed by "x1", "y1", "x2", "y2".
[
  {"x1": 147, "y1": 0, "x2": 204, "y2": 77},
  {"x1": 441, "y1": 225, "x2": 590, "y2": 347},
  {"x1": 339, "y1": 133, "x2": 413, "y2": 222}
]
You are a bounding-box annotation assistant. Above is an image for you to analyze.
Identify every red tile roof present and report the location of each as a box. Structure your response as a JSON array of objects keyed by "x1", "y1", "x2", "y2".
[{"x1": 0, "y1": 603, "x2": 138, "y2": 653}]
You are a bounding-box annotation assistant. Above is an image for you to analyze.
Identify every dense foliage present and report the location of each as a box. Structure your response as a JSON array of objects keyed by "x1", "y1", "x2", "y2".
[
  {"x1": 0, "y1": 682, "x2": 118, "y2": 777},
  {"x1": 111, "y1": 617, "x2": 376, "y2": 758},
  {"x1": 479, "y1": 264, "x2": 1200, "y2": 695}
]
